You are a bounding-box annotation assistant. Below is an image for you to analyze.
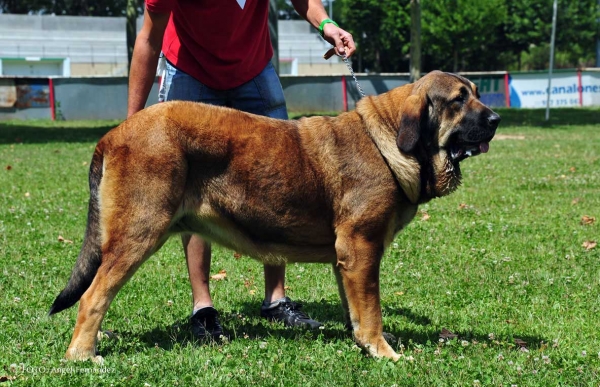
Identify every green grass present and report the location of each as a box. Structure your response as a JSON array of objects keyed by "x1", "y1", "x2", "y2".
[{"x1": 0, "y1": 110, "x2": 599, "y2": 386}]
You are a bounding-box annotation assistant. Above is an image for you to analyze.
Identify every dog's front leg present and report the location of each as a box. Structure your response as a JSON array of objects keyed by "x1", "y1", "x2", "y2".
[
  {"x1": 332, "y1": 263, "x2": 352, "y2": 331},
  {"x1": 334, "y1": 232, "x2": 400, "y2": 361}
]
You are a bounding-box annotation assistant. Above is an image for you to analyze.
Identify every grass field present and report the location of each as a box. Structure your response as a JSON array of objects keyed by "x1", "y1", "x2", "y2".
[{"x1": 1, "y1": 108, "x2": 599, "y2": 386}]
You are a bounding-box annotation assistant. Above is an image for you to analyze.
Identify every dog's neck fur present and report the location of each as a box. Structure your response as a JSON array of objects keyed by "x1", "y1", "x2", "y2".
[
  {"x1": 415, "y1": 146, "x2": 460, "y2": 202},
  {"x1": 356, "y1": 93, "x2": 422, "y2": 204}
]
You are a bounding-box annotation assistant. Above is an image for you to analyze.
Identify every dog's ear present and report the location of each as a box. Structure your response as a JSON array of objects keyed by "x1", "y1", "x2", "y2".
[{"x1": 396, "y1": 94, "x2": 427, "y2": 153}]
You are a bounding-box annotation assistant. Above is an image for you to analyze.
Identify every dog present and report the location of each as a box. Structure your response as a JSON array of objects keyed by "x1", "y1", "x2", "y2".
[{"x1": 49, "y1": 71, "x2": 500, "y2": 362}]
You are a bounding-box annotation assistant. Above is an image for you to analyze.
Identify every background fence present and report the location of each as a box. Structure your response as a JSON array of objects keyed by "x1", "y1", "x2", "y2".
[{"x1": 0, "y1": 69, "x2": 599, "y2": 121}]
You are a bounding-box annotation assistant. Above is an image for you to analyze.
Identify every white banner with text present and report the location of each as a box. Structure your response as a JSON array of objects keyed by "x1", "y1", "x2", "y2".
[{"x1": 509, "y1": 71, "x2": 600, "y2": 108}]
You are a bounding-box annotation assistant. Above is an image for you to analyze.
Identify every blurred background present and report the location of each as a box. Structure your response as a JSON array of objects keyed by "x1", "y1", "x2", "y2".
[{"x1": 0, "y1": 0, "x2": 598, "y2": 118}]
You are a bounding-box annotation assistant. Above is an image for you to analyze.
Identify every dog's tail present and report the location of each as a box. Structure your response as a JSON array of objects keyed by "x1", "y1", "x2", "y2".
[{"x1": 48, "y1": 144, "x2": 104, "y2": 316}]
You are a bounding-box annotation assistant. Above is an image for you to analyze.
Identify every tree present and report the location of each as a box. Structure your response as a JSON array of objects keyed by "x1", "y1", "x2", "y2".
[
  {"x1": 3, "y1": 0, "x2": 598, "y2": 72},
  {"x1": 409, "y1": 0, "x2": 421, "y2": 81},
  {"x1": 0, "y1": 0, "x2": 44, "y2": 13},
  {"x1": 276, "y1": 0, "x2": 301, "y2": 19},
  {"x1": 502, "y1": 0, "x2": 550, "y2": 70},
  {"x1": 339, "y1": 0, "x2": 410, "y2": 73},
  {"x1": 552, "y1": 0, "x2": 598, "y2": 68},
  {"x1": 500, "y1": 0, "x2": 599, "y2": 70},
  {"x1": 126, "y1": 0, "x2": 141, "y2": 73},
  {"x1": 421, "y1": 0, "x2": 506, "y2": 72}
]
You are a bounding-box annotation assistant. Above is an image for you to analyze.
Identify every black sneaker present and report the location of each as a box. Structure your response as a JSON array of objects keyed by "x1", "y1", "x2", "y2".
[
  {"x1": 190, "y1": 307, "x2": 224, "y2": 340},
  {"x1": 260, "y1": 297, "x2": 323, "y2": 329}
]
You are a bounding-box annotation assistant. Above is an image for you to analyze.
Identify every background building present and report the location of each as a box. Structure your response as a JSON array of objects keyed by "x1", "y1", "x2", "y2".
[{"x1": 0, "y1": 14, "x2": 345, "y2": 77}]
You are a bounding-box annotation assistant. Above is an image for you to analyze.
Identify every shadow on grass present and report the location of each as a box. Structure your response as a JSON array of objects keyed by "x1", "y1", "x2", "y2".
[
  {"x1": 0, "y1": 121, "x2": 119, "y2": 144},
  {"x1": 103, "y1": 299, "x2": 547, "y2": 357}
]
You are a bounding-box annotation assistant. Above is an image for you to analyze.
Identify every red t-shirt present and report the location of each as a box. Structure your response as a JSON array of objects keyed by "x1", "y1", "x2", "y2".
[{"x1": 146, "y1": 0, "x2": 273, "y2": 90}]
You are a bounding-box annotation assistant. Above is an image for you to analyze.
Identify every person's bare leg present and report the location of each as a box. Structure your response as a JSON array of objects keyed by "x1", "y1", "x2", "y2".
[
  {"x1": 182, "y1": 234, "x2": 213, "y2": 310},
  {"x1": 184, "y1": 234, "x2": 224, "y2": 339},
  {"x1": 264, "y1": 264, "x2": 286, "y2": 303},
  {"x1": 261, "y1": 264, "x2": 322, "y2": 329}
]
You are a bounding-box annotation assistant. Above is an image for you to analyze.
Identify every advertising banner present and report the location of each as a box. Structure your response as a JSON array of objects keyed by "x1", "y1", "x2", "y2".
[
  {"x1": 580, "y1": 71, "x2": 600, "y2": 107},
  {"x1": 0, "y1": 79, "x2": 17, "y2": 108},
  {"x1": 15, "y1": 81, "x2": 50, "y2": 108},
  {"x1": 469, "y1": 75, "x2": 506, "y2": 108},
  {"x1": 509, "y1": 72, "x2": 580, "y2": 108}
]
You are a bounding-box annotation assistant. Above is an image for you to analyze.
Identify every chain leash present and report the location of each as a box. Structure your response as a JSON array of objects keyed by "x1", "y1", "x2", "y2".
[
  {"x1": 342, "y1": 55, "x2": 366, "y2": 99},
  {"x1": 323, "y1": 48, "x2": 366, "y2": 99}
]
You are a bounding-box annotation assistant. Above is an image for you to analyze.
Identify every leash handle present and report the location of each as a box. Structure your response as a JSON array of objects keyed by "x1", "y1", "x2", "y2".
[
  {"x1": 323, "y1": 47, "x2": 336, "y2": 60},
  {"x1": 323, "y1": 48, "x2": 366, "y2": 99}
]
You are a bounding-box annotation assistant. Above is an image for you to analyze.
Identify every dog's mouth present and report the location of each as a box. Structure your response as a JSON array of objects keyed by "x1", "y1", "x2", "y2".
[
  {"x1": 449, "y1": 141, "x2": 490, "y2": 163},
  {"x1": 446, "y1": 112, "x2": 499, "y2": 163}
]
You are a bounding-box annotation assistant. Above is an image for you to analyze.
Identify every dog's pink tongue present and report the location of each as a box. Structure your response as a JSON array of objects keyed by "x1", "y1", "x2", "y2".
[{"x1": 479, "y1": 142, "x2": 490, "y2": 153}]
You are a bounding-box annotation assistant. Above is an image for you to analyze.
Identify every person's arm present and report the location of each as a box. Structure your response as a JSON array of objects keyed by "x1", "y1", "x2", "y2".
[
  {"x1": 127, "y1": 7, "x2": 170, "y2": 118},
  {"x1": 289, "y1": 0, "x2": 356, "y2": 58}
]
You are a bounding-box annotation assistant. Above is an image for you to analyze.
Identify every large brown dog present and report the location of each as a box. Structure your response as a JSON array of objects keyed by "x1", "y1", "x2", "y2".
[{"x1": 49, "y1": 71, "x2": 499, "y2": 362}]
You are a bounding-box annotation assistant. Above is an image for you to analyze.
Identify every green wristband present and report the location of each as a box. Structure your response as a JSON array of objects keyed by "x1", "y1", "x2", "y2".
[{"x1": 318, "y1": 18, "x2": 339, "y2": 37}]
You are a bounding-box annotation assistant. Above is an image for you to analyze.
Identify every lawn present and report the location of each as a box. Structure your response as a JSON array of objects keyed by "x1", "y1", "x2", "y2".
[{"x1": 0, "y1": 108, "x2": 599, "y2": 386}]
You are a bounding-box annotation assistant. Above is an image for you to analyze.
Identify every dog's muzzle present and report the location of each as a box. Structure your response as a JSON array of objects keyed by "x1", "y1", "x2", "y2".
[{"x1": 449, "y1": 112, "x2": 500, "y2": 162}]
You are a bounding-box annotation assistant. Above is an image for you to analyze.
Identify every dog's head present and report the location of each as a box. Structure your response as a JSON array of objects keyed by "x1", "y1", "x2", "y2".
[{"x1": 394, "y1": 71, "x2": 500, "y2": 199}]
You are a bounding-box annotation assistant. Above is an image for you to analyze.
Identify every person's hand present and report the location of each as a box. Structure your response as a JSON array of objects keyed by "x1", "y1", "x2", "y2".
[{"x1": 321, "y1": 23, "x2": 356, "y2": 60}]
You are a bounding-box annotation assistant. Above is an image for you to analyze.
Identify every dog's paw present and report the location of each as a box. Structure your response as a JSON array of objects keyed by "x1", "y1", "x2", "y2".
[
  {"x1": 92, "y1": 355, "x2": 105, "y2": 365},
  {"x1": 65, "y1": 347, "x2": 98, "y2": 362},
  {"x1": 97, "y1": 330, "x2": 117, "y2": 341}
]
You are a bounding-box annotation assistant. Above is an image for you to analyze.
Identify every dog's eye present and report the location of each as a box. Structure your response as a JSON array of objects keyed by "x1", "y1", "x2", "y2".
[{"x1": 452, "y1": 95, "x2": 464, "y2": 105}]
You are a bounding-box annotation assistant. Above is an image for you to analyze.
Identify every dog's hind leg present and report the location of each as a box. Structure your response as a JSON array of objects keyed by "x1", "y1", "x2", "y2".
[
  {"x1": 64, "y1": 211, "x2": 173, "y2": 362},
  {"x1": 64, "y1": 164, "x2": 184, "y2": 361},
  {"x1": 334, "y1": 231, "x2": 400, "y2": 361}
]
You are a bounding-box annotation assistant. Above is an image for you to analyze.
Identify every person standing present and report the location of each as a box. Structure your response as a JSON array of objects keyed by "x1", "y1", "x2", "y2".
[{"x1": 127, "y1": 0, "x2": 356, "y2": 339}]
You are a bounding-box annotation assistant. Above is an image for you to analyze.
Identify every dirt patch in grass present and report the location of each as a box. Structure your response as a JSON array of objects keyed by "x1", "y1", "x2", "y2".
[{"x1": 493, "y1": 134, "x2": 526, "y2": 140}]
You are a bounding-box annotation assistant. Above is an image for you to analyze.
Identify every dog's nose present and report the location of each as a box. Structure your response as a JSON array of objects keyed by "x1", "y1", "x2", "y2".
[{"x1": 488, "y1": 113, "x2": 501, "y2": 128}]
